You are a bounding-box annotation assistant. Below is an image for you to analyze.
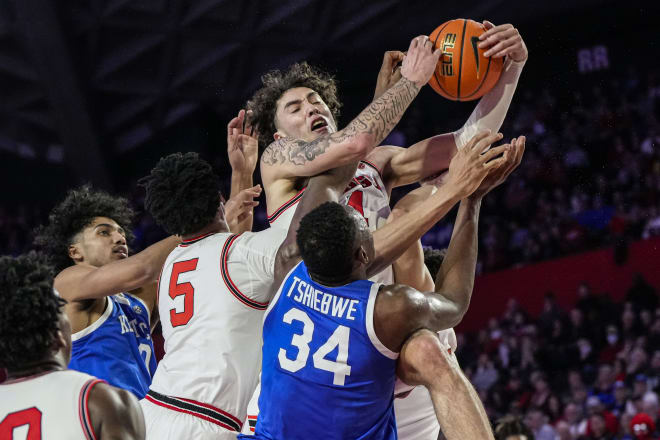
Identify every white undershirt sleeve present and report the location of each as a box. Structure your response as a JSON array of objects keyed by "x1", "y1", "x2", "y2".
[{"x1": 453, "y1": 58, "x2": 525, "y2": 149}]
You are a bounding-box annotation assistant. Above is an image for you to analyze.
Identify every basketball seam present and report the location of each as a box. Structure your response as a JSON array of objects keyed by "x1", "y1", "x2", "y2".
[
  {"x1": 431, "y1": 21, "x2": 453, "y2": 99},
  {"x1": 463, "y1": 56, "x2": 493, "y2": 99},
  {"x1": 456, "y1": 19, "x2": 468, "y2": 100}
]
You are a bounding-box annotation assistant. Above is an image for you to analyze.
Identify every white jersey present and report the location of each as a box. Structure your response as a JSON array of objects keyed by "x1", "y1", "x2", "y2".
[
  {"x1": 146, "y1": 228, "x2": 285, "y2": 435},
  {"x1": 267, "y1": 160, "x2": 394, "y2": 285},
  {"x1": 0, "y1": 369, "x2": 102, "y2": 439}
]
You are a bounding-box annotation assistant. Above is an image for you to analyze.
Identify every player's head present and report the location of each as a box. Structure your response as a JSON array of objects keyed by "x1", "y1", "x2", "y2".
[
  {"x1": 248, "y1": 62, "x2": 342, "y2": 150},
  {"x1": 297, "y1": 202, "x2": 373, "y2": 283},
  {"x1": 34, "y1": 185, "x2": 134, "y2": 272},
  {"x1": 0, "y1": 252, "x2": 71, "y2": 372},
  {"x1": 494, "y1": 415, "x2": 535, "y2": 440},
  {"x1": 423, "y1": 247, "x2": 448, "y2": 278},
  {"x1": 140, "y1": 152, "x2": 225, "y2": 236}
]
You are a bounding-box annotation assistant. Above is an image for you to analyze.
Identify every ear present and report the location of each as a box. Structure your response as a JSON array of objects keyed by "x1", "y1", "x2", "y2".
[
  {"x1": 273, "y1": 130, "x2": 285, "y2": 141},
  {"x1": 68, "y1": 243, "x2": 83, "y2": 264},
  {"x1": 356, "y1": 245, "x2": 370, "y2": 266},
  {"x1": 54, "y1": 328, "x2": 67, "y2": 350}
]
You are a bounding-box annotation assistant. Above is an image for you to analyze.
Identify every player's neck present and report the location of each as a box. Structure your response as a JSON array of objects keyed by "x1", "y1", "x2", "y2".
[
  {"x1": 6, "y1": 359, "x2": 66, "y2": 381},
  {"x1": 181, "y1": 219, "x2": 229, "y2": 241},
  {"x1": 309, "y1": 271, "x2": 361, "y2": 288}
]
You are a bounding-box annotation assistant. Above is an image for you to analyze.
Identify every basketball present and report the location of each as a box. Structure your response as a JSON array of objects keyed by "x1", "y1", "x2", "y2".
[{"x1": 429, "y1": 19, "x2": 503, "y2": 101}]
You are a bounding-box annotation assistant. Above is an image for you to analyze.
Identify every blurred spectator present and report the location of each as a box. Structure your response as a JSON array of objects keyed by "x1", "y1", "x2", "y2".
[
  {"x1": 494, "y1": 415, "x2": 536, "y2": 440},
  {"x1": 527, "y1": 408, "x2": 557, "y2": 440},
  {"x1": 629, "y1": 413, "x2": 658, "y2": 440}
]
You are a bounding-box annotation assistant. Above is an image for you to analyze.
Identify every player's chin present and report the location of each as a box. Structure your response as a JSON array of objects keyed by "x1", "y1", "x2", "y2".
[
  {"x1": 312, "y1": 126, "x2": 330, "y2": 136},
  {"x1": 111, "y1": 251, "x2": 129, "y2": 260}
]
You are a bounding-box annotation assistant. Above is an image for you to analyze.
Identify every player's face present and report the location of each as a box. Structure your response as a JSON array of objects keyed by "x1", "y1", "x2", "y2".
[
  {"x1": 273, "y1": 87, "x2": 337, "y2": 143},
  {"x1": 69, "y1": 216, "x2": 128, "y2": 268}
]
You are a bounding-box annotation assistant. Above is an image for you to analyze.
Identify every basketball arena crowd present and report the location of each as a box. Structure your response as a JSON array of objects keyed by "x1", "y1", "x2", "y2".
[{"x1": 2, "y1": 55, "x2": 660, "y2": 440}]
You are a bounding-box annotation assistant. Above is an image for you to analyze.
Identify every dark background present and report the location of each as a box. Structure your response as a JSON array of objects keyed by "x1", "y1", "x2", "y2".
[{"x1": 1, "y1": 0, "x2": 656, "y2": 203}]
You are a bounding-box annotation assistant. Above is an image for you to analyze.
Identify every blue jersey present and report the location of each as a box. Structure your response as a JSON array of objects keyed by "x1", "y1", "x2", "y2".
[
  {"x1": 69, "y1": 293, "x2": 155, "y2": 398},
  {"x1": 247, "y1": 261, "x2": 398, "y2": 440}
]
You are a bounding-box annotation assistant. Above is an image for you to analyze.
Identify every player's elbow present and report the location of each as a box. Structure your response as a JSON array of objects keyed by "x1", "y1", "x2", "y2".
[{"x1": 435, "y1": 296, "x2": 470, "y2": 330}]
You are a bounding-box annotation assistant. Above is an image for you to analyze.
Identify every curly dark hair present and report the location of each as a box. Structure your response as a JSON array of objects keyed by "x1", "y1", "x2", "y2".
[
  {"x1": 34, "y1": 185, "x2": 135, "y2": 273},
  {"x1": 423, "y1": 247, "x2": 448, "y2": 279},
  {"x1": 297, "y1": 202, "x2": 357, "y2": 281},
  {"x1": 247, "y1": 62, "x2": 342, "y2": 150},
  {"x1": 494, "y1": 415, "x2": 535, "y2": 440},
  {"x1": 139, "y1": 152, "x2": 221, "y2": 236},
  {"x1": 0, "y1": 252, "x2": 65, "y2": 370}
]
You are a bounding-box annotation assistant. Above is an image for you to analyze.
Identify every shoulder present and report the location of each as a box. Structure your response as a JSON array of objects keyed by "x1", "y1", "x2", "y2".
[
  {"x1": 53, "y1": 265, "x2": 87, "y2": 299},
  {"x1": 377, "y1": 283, "x2": 429, "y2": 317},
  {"x1": 88, "y1": 382, "x2": 144, "y2": 433},
  {"x1": 366, "y1": 145, "x2": 404, "y2": 167},
  {"x1": 373, "y1": 283, "x2": 430, "y2": 351},
  {"x1": 366, "y1": 145, "x2": 405, "y2": 182},
  {"x1": 231, "y1": 229, "x2": 286, "y2": 257}
]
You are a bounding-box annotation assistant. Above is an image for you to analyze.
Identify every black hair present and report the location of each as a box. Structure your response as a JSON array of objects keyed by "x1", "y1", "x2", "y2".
[
  {"x1": 139, "y1": 152, "x2": 220, "y2": 236},
  {"x1": 297, "y1": 202, "x2": 356, "y2": 281},
  {"x1": 247, "y1": 62, "x2": 342, "y2": 151},
  {"x1": 423, "y1": 247, "x2": 448, "y2": 279},
  {"x1": 0, "y1": 252, "x2": 65, "y2": 370},
  {"x1": 494, "y1": 416, "x2": 535, "y2": 440},
  {"x1": 34, "y1": 185, "x2": 135, "y2": 273}
]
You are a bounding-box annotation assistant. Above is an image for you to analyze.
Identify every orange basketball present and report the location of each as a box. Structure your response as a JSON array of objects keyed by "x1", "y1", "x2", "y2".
[{"x1": 429, "y1": 19, "x2": 503, "y2": 101}]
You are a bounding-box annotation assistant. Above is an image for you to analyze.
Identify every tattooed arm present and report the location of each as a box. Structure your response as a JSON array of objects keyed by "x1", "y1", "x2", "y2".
[{"x1": 261, "y1": 36, "x2": 441, "y2": 180}]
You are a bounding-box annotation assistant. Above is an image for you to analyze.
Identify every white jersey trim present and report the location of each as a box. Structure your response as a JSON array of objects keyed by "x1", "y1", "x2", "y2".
[
  {"x1": 262, "y1": 261, "x2": 303, "y2": 324},
  {"x1": 71, "y1": 297, "x2": 113, "y2": 341},
  {"x1": 366, "y1": 282, "x2": 398, "y2": 359}
]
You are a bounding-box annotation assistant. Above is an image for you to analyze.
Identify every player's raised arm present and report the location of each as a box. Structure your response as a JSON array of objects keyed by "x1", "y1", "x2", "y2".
[
  {"x1": 379, "y1": 21, "x2": 527, "y2": 189},
  {"x1": 260, "y1": 36, "x2": 441, "y2": 181},
  {"x1": 367, "y1": 131, "x2": 508, "y2": 277},
  {"x1": 227, "y1": 109, "x2": 261, "y2": 233},
  {"x1": 273, "y1": 162, "x2": 359, "y2": 284},
  {"x1": 374, "y1": 136, "x2": 524, "y2": 354},
  {"x1": 410, "y1": 136, "x2": 525, "y2": 332},
  {"x1": 87, "y1": 382, "x2": 146, "y2": 440},
  {"x1": 53, "y1": 235, "x2": 180, "y2": 303}
]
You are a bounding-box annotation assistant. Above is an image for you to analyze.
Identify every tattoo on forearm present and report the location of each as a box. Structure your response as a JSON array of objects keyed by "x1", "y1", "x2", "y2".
[{"x1": 261, "y1": 77, "x2": 420, "y2": 166}]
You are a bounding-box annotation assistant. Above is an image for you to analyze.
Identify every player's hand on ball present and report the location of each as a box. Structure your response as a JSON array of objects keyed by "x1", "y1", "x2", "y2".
[
  {"x1": 469, "y1": 135, "x2": 526, "y2": 200},
  {"x1": 401, "y1": 35, "x2": 442, "y2": 88},
  {"x1": 478, "y1": 21, "x2": 528, "y2": 62},
  {"x1": 445, "y1": 130, "x2": 510, "y2": 199},
  {"x1": 227, "y1": 109, "x2": 259, "y2": 174},
  {"x1": 224, "y1": 184, "x2": 261, "y2": 232},
  {"x1": 374, "y1": 51, "x2": 405, "y2": 100}
]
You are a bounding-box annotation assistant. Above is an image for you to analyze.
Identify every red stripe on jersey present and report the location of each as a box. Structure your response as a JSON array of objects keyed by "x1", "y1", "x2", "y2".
[
  {"x1": 79, "y1": 379, "x2": 104, "y2": 440},
  {"x1": 176, "y1": 396, "x2": 242, "y2": 426},
  {"x1": 144, "y1": 395, "x2": 238, "y2": 432},
  {"x1": 267, "y1": 187, "x2": 306, "y2": 223},
  {"x1": 360, "y1": 160, "x2": 384, "y2": 180},
  {"x1": 220, "y1": 234, "x2": 269, "y2": 310},
  {"x1": 179, "y1": 232, "x2": 216, "y2": 247}
]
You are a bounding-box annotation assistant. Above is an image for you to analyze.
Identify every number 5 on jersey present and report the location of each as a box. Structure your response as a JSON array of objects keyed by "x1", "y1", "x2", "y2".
[
  {"x1": 169, "y1": 259, "x2": 198, "y2": 327},
  {"x1": 278, "y1": 308, "x2": 351, "y2": 386}
]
